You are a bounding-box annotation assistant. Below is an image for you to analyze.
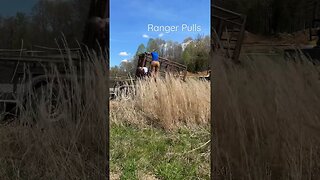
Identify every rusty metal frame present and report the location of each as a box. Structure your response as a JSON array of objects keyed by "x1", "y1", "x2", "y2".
[
  {"x1": 144, "y1": 54, "x2": 188, "y2": 80},
  {"x1": 0, "y1": 47, "x2": 82, "y2": 62},
  {"x1": 211, "y1": 5, "x2": 246, "y2": 62}
]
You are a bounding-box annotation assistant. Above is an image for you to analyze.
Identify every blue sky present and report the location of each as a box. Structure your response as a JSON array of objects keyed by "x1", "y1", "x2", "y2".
[
  {"x1": 0, "y1": 0, "x2": 210, "y2": 67},
  {"x1": 110, "y1": 0, "x2": 210, "y2": 67}
]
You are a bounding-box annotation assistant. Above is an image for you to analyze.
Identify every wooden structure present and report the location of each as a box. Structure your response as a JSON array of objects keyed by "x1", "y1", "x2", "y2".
[
  {"x1": 135, "y1": 53, "x2": 187, "y2": 79},
  {"x1": 110, "y1": 53, "x2": 188, "y2": 100},
  {"x1": 139, "y1": 53, "x2": 187, "y2": 80},
  {"x1": 0, "y1": 47, "x2": 81, "y2": 91},
  {"x1": 307, "y1": 0, "x2": 320, "y2": 41},
  {"x1": 211, "y1": 5, "x2": 247, "y2": 62},
  {"x1": 0, "y1": 46, "x2": 84, "y2": 122}
]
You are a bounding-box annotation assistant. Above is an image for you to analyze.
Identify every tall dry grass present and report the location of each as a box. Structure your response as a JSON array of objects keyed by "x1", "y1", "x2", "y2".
[
  {"x1": 0, "y1": 49, "x2": 108, "y2": 179},
  {"x1": 212, "y1": 52, "x2": 320, "y2": 179},
  {"x1": 110, "y1": 75, "x2": 210, "y2": 130}
]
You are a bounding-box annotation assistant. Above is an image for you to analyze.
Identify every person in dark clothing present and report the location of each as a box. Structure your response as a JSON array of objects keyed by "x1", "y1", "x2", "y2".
[{"x1": 136, "y1": 53, "x2": 149, "y2": 78}]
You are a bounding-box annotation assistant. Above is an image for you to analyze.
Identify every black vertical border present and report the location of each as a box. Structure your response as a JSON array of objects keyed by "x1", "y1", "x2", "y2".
[
  {"x1": 106, "y1": 0, "x2": 110, "y2": 178},
  {"x1": 210, "y1": 0, "x2": 215, "y2": 179}
]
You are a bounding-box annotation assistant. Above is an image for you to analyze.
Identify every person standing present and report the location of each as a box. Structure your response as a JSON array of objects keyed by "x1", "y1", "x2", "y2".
[{"x1": 149, "y1": 49, "x2": 160, "y2": 79}]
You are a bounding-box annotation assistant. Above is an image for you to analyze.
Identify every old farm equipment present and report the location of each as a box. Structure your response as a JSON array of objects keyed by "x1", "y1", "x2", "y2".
[
  {"x1": 211, "y1": 4, "x2": 247, "y2": 62},
  {"x1": 110, "y1": 53, "x2": 187, "y2": 100},
  {"x1": 0, "y1": 47, "x2": 82, "y2": 121},
  {"x1": 0, "y1": 0, "x2": 109, "y2": 122},
  {"x1": 137, "y1": 53, "x2": 188, "y2": 79}
]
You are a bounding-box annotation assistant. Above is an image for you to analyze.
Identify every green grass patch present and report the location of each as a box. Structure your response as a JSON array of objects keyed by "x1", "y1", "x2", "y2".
[{"x1": 110, "y1": 124, "x2": 210, "y2": 180}]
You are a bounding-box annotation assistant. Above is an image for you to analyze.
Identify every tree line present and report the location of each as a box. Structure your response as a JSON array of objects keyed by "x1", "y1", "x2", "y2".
[
  {"x1": 2, "y1": 0, "x2": 314, "y2": 76},
  {"x1": 0, "y1": 0, "x2": 90, "y2": 49},
  {"x1": 110, "y1": 35, "x2": 210, "y2": 77},
  {"x1": 2, "y1": 0, "x2": 316, "y2": 47},
  {"x1": 215, "y1": 0, "x2": 318, "y2": 35}
]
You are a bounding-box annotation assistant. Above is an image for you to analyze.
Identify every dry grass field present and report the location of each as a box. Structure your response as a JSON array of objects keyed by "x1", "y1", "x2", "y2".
[
  {"x1": 0, "y1": 52, "x2": 108, "y2": 179},
  {"x1": 110, "y1": 76, "x2": 210, "y2": 179},
  {"x1": 0, "y1": 49, "x2": 210, "y2": 179},
  {"x1": 110, "y1": 76, "x2": 210, "y2": 130},
  {"x1": 212, "y1": 52, "x2": 320, "y2": 179},
  {"x1": 2, "y1": 45, "x2": 317, "y2": 179}
]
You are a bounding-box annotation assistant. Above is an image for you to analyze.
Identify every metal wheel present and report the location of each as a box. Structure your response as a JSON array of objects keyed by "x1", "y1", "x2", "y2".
[
  {"x1": 0, "y1": 102, "x2": 17, "y2": 124},
  {"x1": 31, "y1": 83, "x2": 67, "y2": 123},
  {"x1": 114, "y1": 85, "x2": 135, "y2": 100}
]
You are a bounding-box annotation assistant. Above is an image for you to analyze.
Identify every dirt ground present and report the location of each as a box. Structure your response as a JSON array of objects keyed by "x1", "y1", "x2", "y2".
[{"x1": 243, "y1": 29, "x2": 318, "y2": 46}]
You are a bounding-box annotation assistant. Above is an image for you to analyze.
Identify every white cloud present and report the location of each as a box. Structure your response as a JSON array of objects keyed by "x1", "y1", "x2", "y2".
[
  {"x1": 142, "y1": 34, "x2": 150, "y2": 38},
  {"x1": 121, "y1": 59, "x2": 129, "y2": 63},
  {"x1": 119, "y1": 52, "x2": 129, "y2": 56},
  {"x1": 158, "y1": 33, "x2": 164, "y2": 37}
]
